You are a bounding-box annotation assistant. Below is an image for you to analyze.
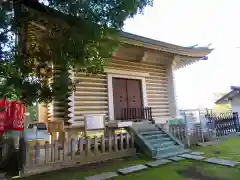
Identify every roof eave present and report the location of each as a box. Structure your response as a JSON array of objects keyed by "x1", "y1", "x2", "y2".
[
  {"x1": 174, "y1": 57, "x2": 205, "y2": 70},
  {"x1": 120, "y1": 31, "x2": 214, "y2": 57},
  {"x1": 215, "y1": 99, "x2": 231, "y2": 104},
  {"x1": 215, "y1": 90, "x2": 238, "y2": 104}
]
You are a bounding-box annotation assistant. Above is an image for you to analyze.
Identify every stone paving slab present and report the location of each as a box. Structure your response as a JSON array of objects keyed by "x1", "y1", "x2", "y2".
[
  {"x1": 168, "y1": 156, "x2": 185, "y2": 162},
  {"x1": 117, "y1": 164, "x2": 148, "y2": 175},
  {"x1": 198, "y1": 140, "x2": 222, "y2": 147},
  {"x1": 146, "y1": 159, "x2": 172, "y2": 167},
  {"x1": 85, "y1": 172, "x2": 118, "y2": 180},
  {"x1": 178, "y1": 153, "x2": 206, "y2": 160},
  {"x1": 204, "y1": 158, "x2": 240, "y2": 167},
  {"x1": 190, "y1": 152, "x2": 205, "y2": 156}
]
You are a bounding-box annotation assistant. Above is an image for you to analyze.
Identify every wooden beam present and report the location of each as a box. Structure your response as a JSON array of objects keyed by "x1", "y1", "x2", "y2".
[{"x1": 140, "y1": 51, "x2": 148, "y2": 62}]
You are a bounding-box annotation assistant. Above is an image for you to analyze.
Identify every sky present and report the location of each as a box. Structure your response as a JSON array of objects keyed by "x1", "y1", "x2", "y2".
[{"x1": 123, "y1": 0, "x2": 240, "y2": 109}]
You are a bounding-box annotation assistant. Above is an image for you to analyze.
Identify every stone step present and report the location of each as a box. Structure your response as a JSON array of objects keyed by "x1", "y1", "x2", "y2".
[
  {"x1": 158, "y1": 147, "x2": 189, "y2": 157},
  {"x1": 178, "y1": 153, "x2": 206, "y2": 160},
  {"x1": 156, "y1": 147, "x2": 186, "y2": 157},
  {"x1": 155, "y1": 144, "x2": 180, "y2": 151},
  {"x1": 140, "y1": 130, "x2": 164, "y2": 136},
  {"x1": 148, "y1": 137, "x2": 172, "y2": 143},
  {"x1": 168, "y1": 156, "x2": 185, "y2": 162},
  {"x1": 204, "y1": 157, "x2": 240, "y2": 167},
  {"x1": 85, "y1": 172, "x2": 118, "y2": 180},
  {"x1": 143, "y1": 134, "x2": 168, "y2": 140},
  {"x1": 155, "y1": 148, "x2": 190, "y2": 159},
  {"x1": 117, "y1": 164, "x2": 148, "y2": 175},
  {"x1": 146, "y1": 159, "x2": 172, "y2": 167},
  {"x1": 133, "y1": 123, "x2": 157, "y2": 132},
  {"x1": 131, "y1": 123, "x2": 188, "y2": 159},
  {"x1": 152, "y1": 141, "x2": 176, "y2": 148}
]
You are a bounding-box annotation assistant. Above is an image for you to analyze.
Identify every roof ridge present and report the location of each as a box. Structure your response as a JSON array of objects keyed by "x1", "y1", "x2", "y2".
[{"x1": 231, "y1": 86, "x2": 240, "y2": 90}]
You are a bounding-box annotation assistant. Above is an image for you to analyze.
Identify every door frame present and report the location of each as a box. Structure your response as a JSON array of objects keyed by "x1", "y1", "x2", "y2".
[{"x1": 107, "y1": 69, "x2": 149, "y2": 120}]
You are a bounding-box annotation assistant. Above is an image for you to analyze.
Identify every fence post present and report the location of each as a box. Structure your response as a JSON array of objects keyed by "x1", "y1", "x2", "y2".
[
  {"x1": 212, "y1": 116, "x2": 217, "y2": 139},
  {"x1": 163, "y1": 122, "x2": 169, "y2": 133},
  {"x1": 199, "y1": 110, "x2": 205, "y2": 143},
  {"x1": 35, "y1": 141, "x2": 40, "y2": 164},
  {"x1": 207, "y1": 114, "x2": 216, "y2": 139},
  {"x1": 237, "y1": 112, "x2": 240, "y2": 132},
  {"x1": 18, "y1": 136, "x2": 26, "y2": 176},
  {"x1": 233, "y1": 112, "x2": 239, "y2": 132},
  {"x1": 183, "y1": 112, "x2": 190, "y2": 148}
]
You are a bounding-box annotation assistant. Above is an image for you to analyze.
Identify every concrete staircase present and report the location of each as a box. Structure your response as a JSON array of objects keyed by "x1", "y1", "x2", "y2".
[{"x1": 130, "y1": 122, "x2": 189, "y2": 159}]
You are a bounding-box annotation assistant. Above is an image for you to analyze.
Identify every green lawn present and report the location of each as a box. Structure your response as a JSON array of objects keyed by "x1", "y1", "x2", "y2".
[
  {"x1": 194, "y1": 137, "x2": 240, "y2": 161},
  {"x1": 23, "y1": 136, "x2": 240, "y2": 180}
]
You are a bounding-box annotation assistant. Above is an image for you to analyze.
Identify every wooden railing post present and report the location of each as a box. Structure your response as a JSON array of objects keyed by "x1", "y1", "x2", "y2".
[
  {"x1": 183, "y1": 112, "x2": 190, "y2": 148},
  {"x1": 114, "y1": 134, "x2": 118, "y2": 152},
  {"x1": 18, "y1": 137, "x2": 27, "y2": 174},
  {"x1": 131, "y1": 132, "x2": 134, "y2": 148},
  {"x1": 120, "y1": 133, "x2": 124, "y2": 150},
  {"x1": 101, "y1": 136, "x2": 105, "y2": 153},
  {"x1": 45, "y1": 141, "x2": 50, "y2": 163},
  {"x1": 15, "y1": 131, "x2": 138, "y2": 176},
  {"x1": 86, "y1": 138, "x2": 91, "y2": 156},
  {"x1": 94, "y1": 137, "x2": 99, "y2": 155},
  {"x1": 70, "y1": 138, "x2": 75, "y2": 159},
  {"x1": 54, "y1": 140, "x2": 59, "y2": 161},
  {"x1": 108, "y1": 132, "x2": 112, "y2": 153},
  {"x1": 35, "y1": 141, "x2": 40, "y2": 164},
  {"x1": 126, "y1": 133, "x2": 130, "y2": 149},
  {"x1": 120, "y1": 107, "x2": 153, "y2": 122},
  {"x1": 209, "y1": 115, "x2": 217, "y2": 138}
]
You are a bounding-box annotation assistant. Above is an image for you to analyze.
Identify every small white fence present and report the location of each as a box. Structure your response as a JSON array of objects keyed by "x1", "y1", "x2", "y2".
[{"x1": 2, "y1": 132, "x2": 136, "y2": 177}]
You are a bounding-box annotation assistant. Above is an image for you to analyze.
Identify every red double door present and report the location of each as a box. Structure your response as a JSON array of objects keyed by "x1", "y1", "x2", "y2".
[{"x1": 112, "y1": 78, "x2": 143, "y2": 120}]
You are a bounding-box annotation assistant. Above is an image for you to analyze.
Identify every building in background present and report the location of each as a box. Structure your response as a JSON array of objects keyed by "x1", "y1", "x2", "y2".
[{"x1": 214, "y1": 86, "x2": 240, "y2": 114}]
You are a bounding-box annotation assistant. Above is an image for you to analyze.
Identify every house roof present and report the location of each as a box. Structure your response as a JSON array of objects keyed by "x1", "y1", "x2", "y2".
[
  {"x1": 215, "y1": 86, "x2": 240, "y2": 104},
  {"x1": 120, "y1": 32, "x2": 213, "y2": 69},
  {"x1": 120, "y1": 31, "x2": 212, "y2": 57},
  {"x1": 21, "y1": 0, "x2": 213, "y2": 69}
]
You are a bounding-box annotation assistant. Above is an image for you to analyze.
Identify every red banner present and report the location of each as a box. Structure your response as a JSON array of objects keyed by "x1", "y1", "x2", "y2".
[
  {"x1": 0, "y1": 99, "x2": 26, "y2": 135},
  {"x1": 0, "y1": 98, "x2": 7, "y2": 135}
]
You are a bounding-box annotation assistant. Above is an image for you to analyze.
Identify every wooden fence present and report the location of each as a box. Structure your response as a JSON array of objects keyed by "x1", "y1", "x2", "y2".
[
  {"x1": 15, "y1": 132, "x2": 135, "y2": 176},
  {"x1": 120, "y1": 107, "x2": 153, "y2": 122},
  {"x1": 168, "y1": 124, "x2": 211, "y2": 146}
]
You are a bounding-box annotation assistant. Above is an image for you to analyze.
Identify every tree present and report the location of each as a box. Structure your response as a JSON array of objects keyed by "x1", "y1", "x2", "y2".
[
  {"x1": 212, "y1": 93, "x2": 232, "y2": 115},
  {"x1": 26, "y1": 103, "x2": 38, "y2": 122},
  {"x1": 214, "y1": 104, "x2": 231, "y2": 115},
  {"x1": 0, "y1": 0, "x2": 153, "y2": 106}
]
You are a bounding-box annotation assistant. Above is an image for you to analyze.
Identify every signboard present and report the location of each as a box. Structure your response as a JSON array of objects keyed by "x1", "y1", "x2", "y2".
[
  {"x1": 85, "y1": 114, "x2": 105, "y2": 130},
  {"x1": 117, "y1": 121, "x2": 133, "y2": 128}
]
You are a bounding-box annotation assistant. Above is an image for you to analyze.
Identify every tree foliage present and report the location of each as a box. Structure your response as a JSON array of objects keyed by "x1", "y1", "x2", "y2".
[
  {"x1": 213, "y1": 104, "x2": 232, "y2": 115},
  {"x1": 26, "y1": 103, "x2": 38, "y2": 122},
  {"x1": 212, "y1": 93, "x2": 232, "y2": 115},
  {"x1": 0, "y1": 0, "x2": 153, "y2": 105}
]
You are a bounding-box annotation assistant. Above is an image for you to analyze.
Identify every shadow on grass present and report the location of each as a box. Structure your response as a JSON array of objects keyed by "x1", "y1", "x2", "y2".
[
  {"x1": 22, "y1": 155, "x2": 150, "y2": 180},
  {"x1": 177, "y1": 163, "x2": 226, "y2": 180}
]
